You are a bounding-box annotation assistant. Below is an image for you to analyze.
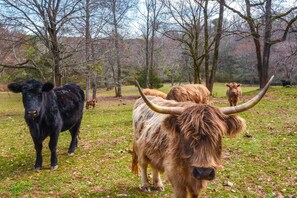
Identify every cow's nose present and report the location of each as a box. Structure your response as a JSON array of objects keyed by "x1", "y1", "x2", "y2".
[
  {"x1": 192, "y1": 167, "x2": 215, "y2": 180},
  {"x1": 28, "y1": 110, "x2": 38, "y2": 118}
]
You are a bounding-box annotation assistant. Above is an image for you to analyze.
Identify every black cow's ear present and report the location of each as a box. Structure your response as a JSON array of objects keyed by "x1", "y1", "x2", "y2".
[
  {"x1": 8, "y1": 83, "x2": 22, "y2": 93},
  {"x1": 42, "y1": 82, "x2": 54, "y2": 92}
]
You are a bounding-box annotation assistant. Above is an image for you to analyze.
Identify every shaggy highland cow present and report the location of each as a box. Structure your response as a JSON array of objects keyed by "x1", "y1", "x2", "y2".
[
  {"x1": 86, "y1": 99, "x2": 96, "y2": 109},
  {"x1": 226, "y1": 82, "x2": 242, "y2": 106},
  {"x1": 132, "y1": 76, "x2": 274, "y2": 197}
]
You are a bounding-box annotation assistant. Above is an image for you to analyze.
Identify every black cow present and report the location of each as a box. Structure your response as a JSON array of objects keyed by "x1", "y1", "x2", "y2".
[
  {"x1": 8, "y1": 79, "x2": 84, "y2": 170},
  {"x1": 280, "y1": 80, "x2": 291, "y2": 87}
]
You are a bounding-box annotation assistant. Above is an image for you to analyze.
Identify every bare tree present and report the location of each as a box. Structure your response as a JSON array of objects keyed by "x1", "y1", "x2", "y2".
[
  {"x1": 138, "y1": 0, "x2": 164, "y2": 88},
  {"x1": 198, "y1": 0, "x2": 225, "y2": 93},
  {"x1": 0, "y1": 0, "x2": 82, "y2": 86},
  {"x1": 99, "y1": 0, "x2": 138, "y2": 97},
  {"x1": 161, "y1": 0, "x2": 204, "y2": 84},
  {"x1": 222, "y1": 0, "x2": 297, "y2": 88}
]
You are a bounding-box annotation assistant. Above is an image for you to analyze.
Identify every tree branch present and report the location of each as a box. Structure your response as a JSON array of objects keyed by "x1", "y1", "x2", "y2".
[{"x1": 0, "y1": 59, "x2": 46, "y2": 81}]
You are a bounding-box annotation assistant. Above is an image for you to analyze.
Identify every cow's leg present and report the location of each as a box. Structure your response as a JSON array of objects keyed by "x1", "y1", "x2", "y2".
[
  {"x1": 49, "y1": 134, "x2": 59, "y2": 170},
  {"x1": 188, "y1": 189, "x2": 200, "y2": 198},
  {"x1": 32, "y1": 138, "x2": 43, "y2": 171},
  {"x1": 68, "y1": 121, "x2": 81, "y2": 155},
  {"x1": 152, "y1": 167, "x2": 164, "y2": 191},
  {"x1": 168, "y1": 175, "x2": 187, "y2": 198},
  {"x1": 139, "y1": 163, "x2": 151, "y2": 192}
]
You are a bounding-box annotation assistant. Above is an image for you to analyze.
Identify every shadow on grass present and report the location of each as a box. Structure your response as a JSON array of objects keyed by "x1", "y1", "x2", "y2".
[
  {"x1": 0, "y1": 155, "x2": 34, "y2": 180},
  {"x1": 87, "y1": 185, "x2": 169, "y2": 198}
]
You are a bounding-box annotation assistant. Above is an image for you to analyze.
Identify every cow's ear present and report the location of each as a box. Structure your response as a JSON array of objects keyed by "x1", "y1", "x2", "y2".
[
  {"x1": 42, "y1": 82, "x2": 54, "y2": 92},
  {"x1": 225, "y1": 83, "x2": 230, "y2": 87},
  {"x1": 224, "y1": 115, "x2": 246, "y2": 137},
  {"x1": 8, "y1": 83, "x2": 22, "y2": 93},
  {"x1": 237, "y1": 84, "x2": 241, "y2": 87}
]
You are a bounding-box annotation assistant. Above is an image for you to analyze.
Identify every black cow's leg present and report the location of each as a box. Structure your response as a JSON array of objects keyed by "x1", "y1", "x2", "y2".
[
  {"x1": 32, "y1": 138, "x2": 43, "y2": 170},
  {"x1": 68, "y1": 122, "x2": 81, "y2": 155},
  {"x1": 49, "y1": 134, "x2": 59, "y2": 170}
]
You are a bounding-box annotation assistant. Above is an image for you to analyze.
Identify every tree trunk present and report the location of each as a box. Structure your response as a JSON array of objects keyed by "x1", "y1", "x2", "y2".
[
  {"x1": 85, "y1": 0, "x2": 91, "y2": 101},
  {"x1": 53, "y1": 46, "x2": 62, "y2": 86},
  {"x1": 92, "y1": 71, "x2": 98, "y2": 100},
  {"x1": 204, "y1": 1, "x2": 210, "y2": 88},
  {"x1": 145, "y1": 1, "x2": 150, "y2": 88},
  {"x1": 261, "y1": 0, "x2": 272, "y2": 88},
  {"x1": 207, "y1": 0, "x2": 224, "y2": 94},
  {"x1": 149, "y1": 0, "x2": 156, "y2": 88},
  {"x1": 112, "y1": 0, "x2": 122, "y2": 97}
]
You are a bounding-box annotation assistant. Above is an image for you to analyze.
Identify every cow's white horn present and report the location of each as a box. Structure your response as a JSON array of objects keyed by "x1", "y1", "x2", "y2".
[{"x1": 135, "y1": 80, "x2": 184, "y2": 115}]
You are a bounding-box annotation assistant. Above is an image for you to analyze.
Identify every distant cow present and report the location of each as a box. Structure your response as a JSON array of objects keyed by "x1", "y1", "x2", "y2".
[
  {"x1": 132, "y1": 76, "x2": 273, "y2": 197},
  {"x1": 280, "y1": 80, "x2": 291, "y2": 87},
  {"x1": 0, "y1": 83, "x2": 8, "y2": 92},
  {"x1": 166, "y1": 84, "x2": 210, "y2": 104},
  {"x1": 142, "y1": 88, "x2": 167, "y2": 99},
  {"x1": 86, "y1": 99, "x2": 96, "y2": 109},
  {"x1": 8, "y1": 79, "x2": 84, "y2": 170},
  {"x1": 226, "y1": 82, "x2": 242, "y2": 106}
]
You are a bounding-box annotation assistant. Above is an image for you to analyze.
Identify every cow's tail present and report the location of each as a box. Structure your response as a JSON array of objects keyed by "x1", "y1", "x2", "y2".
[{"x1": 131, "y1": 144, "x2": 138, "y2": 175}]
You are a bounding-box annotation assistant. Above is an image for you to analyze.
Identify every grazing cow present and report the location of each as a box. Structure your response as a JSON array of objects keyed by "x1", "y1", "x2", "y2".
[
  {"x1": 142, "y1": 88, "x2": 167, "y2": 99},
  {"x1": 86, "y1": 99, "x2": 96, "y2": 109},
  {"x1": 132, "y1": 76, "x2": 273, "y2": 197},
  {"x1": 8, "y1": 79, "x2": 84, "y2": 170},
  {"x1": 166, "y1": 84, "x2": 210, "y2": 104},
  {"x1": 226, "y1": 82, "x2": 242, "y2": 106}
]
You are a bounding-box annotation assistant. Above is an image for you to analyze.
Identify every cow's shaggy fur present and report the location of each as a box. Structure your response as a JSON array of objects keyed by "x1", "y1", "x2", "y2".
[
  {"x1": 8, "y1": 79, "x2": 84, "y2": 170},
  {"x1": 166, "y1": 84, "x2": 210, "y2": 104},
  {"x1": 226, "y1": 82, "x2": 242, "y2": 106},
  {"x1": 142, "y1": 88, "x2": 167, "y2": 99},
  {"x1": 132, "y1": 96, "x2": 245, "y2": 197}
]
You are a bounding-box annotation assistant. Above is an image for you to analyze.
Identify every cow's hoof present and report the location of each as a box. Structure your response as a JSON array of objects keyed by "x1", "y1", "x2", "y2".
[
  {"x1": 154, "y1": 186, "x2": 164, "y2": 192},
  {"x1": 139, "y1": 185, "x2": 151, "y2": 192},
  {"x1": 68, "y1": 152, "x2": 74, "y2": 156},
  {"x1": 50, "y1": 165, "x2": 58, "y2": 170},
  {"x1": 34, "y1": 167, "x2": 41, "y2": 171}
]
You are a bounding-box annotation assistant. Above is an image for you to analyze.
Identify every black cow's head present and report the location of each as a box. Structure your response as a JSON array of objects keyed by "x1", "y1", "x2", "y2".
[{"x1": 8, "y1": 79, "x2": 54, "y2": 119}]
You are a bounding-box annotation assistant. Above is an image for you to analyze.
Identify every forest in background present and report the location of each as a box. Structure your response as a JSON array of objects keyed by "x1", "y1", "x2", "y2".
[{"x1": 0, "y1": 0, "x2": 296, "y2": 99}]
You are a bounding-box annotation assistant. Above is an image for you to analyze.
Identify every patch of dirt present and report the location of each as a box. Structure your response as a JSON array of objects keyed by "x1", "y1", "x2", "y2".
[{"x1": 97, "y1": 95, "x2": 139, "y2": 102}]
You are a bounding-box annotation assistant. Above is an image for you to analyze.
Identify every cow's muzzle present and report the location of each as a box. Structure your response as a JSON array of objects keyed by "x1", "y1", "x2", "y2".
[
  {"x1": 28, "y1": 110, "x2": 38, "y2": 119},
  {"x1": 192, "y1": 167, "x2": 215, "y2": 181}
]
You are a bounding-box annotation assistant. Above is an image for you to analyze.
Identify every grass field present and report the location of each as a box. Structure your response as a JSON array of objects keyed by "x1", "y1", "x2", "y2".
[{"x1": 0, "y1": 83, "x2": 296, "y2": 197}]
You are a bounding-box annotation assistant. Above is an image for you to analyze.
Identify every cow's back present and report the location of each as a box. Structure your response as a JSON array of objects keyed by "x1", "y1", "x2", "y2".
[
  {"x1": 55, "y1": 83, "x2": 85, "y2": 130},
  {"x1": 166, "y1": 84, "x2": 210, "y2": 104}
]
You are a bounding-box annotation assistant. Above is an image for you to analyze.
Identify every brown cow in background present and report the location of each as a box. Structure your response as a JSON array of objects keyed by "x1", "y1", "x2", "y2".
[
  {"x1": 142, "y1": 88, "x2": 167, "y2": 99},
  {"x1": 226, "y1": 82, "x2": 242, "y2": 106},
  {"x1": 0, "y1": 84, "x2": 8, "y2": 92},
  {"x1": 86, "y1": 99, "x2": 96, "y2": 109},
  {"x1": 132, "y1": 76, "x2": 273, "y2": 197},
  {"x1": 166, "y1": 84, "x2": 210, "y2": 104}
]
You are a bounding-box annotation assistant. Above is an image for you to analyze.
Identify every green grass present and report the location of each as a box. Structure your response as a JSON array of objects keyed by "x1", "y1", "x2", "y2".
[{"x1": 0, "y1": 83, "x2": 296, "y2": 197}]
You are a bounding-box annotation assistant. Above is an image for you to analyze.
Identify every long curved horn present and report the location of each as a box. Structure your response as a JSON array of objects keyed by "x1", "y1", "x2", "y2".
[
  {"x1": 135, "y1": 80, "x2": 185, "y2": 115},
  {"x1": 220, "y1": 75, "x2": 274, "y2": 114}
]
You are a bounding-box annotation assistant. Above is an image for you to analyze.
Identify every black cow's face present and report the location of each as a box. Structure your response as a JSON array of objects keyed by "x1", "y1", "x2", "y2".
[{"x1": 8, "y1": 80, "x2": 54, "y2": 119}]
